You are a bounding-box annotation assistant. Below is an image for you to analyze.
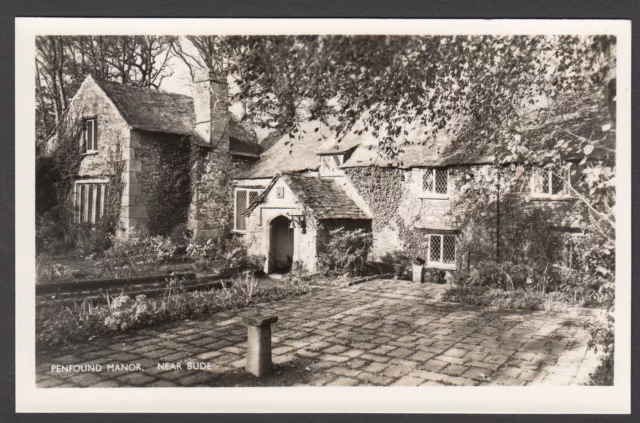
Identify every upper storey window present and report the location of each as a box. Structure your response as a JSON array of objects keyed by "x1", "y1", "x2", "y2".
[
  {"x1": 531, "y1": 167, "x2": 571, "y2": 198},
  {"x1": 420, "y1": 167, "x2": 449, "y2": 198},
  {"x1": 82, "y1": 117, "x2": 98, "y2": 153}
]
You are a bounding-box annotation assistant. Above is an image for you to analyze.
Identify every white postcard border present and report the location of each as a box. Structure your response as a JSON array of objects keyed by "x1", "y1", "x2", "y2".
[{"x1": 15, "y1": 18, "x2": 632, "y2": 413}]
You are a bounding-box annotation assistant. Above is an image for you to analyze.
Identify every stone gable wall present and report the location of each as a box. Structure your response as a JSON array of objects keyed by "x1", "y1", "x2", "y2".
[
  {"x1": 72, "y1": 79, "x2": 130, "y2": 179},
  {"x1": 69, "y1": 78, "x2": 130, "y2": 236},
  {"x1": 233, "y1": 177, "x2": 319, "y2": 273}
]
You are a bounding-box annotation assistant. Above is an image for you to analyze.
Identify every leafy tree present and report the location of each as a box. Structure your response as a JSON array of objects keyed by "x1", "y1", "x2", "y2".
[{"x1": 36, "y1": 35, "x2": 177, "y2": 135}]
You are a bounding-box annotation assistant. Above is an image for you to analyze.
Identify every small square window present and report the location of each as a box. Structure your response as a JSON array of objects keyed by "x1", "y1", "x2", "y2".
[
  {"x1": 276, "y1": 187, "x2": 285, "y2": 199},
  {"x1": 234, "y1": 188, "x2": 262, "y2": 232},
  {"x1": 421, "y1": 168, "x2": 449, "y2": 196},
  {"x1": 532, "y1": 167, "x2": 570, "y2": 198}
]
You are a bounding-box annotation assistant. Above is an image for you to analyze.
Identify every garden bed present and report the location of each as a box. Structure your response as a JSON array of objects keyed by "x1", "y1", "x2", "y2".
[{"x1": 36, "y1": 274, "x2": 311, "y2": 350}]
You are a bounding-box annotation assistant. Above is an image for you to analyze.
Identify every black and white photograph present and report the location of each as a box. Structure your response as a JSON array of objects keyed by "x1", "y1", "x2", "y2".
[{"x1": 15, "y1": 18, "x2": 631, "y2": 413}]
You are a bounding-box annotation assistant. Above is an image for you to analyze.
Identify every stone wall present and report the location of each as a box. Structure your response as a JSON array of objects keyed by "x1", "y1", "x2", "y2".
[
  {"x1": 345, "y1": 164, "x2": 580, "y2": 266},
  {"x1": 188, "y1": 141, "x2": 260, "y2": 240},
  {"x1": 234, "y1": 176, "x2": 319, "y2": 273},
  {"x1": 128, "y1": 130, "x2": 192, "y2": 236}
]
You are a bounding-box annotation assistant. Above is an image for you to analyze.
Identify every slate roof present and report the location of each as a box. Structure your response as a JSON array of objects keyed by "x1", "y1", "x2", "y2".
[
  {"x1": 92, "y1": 76, "x2": 260, "y2": 156},
  {"x1": 234, "y1": 121, "x2": 336, "y2": 179},
  {"x1": 283, "y1": 174, "x2": 370, "y2": 220}
]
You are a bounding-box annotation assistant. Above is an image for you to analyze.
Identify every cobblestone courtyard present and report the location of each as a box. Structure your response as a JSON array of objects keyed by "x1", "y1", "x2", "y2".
[{"x1": 36, "y1": 280, "x2": 605, "y2": 387}]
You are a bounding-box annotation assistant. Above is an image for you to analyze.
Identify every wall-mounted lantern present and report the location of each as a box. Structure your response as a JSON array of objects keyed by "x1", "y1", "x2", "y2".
[{"x1": 287, "y1": 213, "x2": 307, "y2": 234}]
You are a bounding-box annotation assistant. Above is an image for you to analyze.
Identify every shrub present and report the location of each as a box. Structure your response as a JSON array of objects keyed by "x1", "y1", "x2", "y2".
[
  {"x1": 104, "y1": 230, "x2": 183, "y2": 264},
  {"x1": 377, "y1": 251, "x2": 412, "y2": 279},
  {"x1": 588, "y1": 310, "x2": 614, "y2": 385},
  {"x1": 186, "y1": 235, "x2": 251, "y2": 270},
  {"x1": 318, "y1": 228, "x2": 373, "y2": 276},
  {"x1": 424, "y1": 268, "x2": 448, "y2": 284}
]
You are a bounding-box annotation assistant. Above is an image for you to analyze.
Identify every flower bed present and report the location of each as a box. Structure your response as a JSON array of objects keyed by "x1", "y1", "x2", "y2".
[{"x1": 36, "y1": 274, "x2": 310, "y2": 349}]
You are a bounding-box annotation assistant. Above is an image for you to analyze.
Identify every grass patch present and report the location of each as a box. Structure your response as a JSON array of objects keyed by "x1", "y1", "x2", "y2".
[{"x1": 36, "y1": 273, "x2": 310, "y2": 349}]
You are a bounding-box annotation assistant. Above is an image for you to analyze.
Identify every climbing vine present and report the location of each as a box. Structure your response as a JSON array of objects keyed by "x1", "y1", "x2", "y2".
[
  {"x1": 143, "y1": 134, "x2": 192, "y2": 236},
  {"x1": 346, "y1": 167, "x2": 428, "y2": 260}
]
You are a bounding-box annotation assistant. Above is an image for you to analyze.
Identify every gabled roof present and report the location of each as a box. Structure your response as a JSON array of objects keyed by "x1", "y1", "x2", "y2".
[
  {"x1": 90, "y1": 76, "x2": 260, "y2": 156},
  {"x1": 283, "y1": 174, "x2": 370, "y2": 220},
  {"x1": 243, "y1": 173, "x2": 370, "y2": 220}
]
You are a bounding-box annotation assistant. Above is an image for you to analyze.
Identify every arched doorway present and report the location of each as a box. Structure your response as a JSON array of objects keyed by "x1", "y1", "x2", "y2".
[{"x1": 269, "y1": 215, "x2": 294, "y2": 273}]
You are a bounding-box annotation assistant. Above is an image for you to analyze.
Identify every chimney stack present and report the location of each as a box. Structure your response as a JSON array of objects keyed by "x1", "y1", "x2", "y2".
[
  {"x1": 189, "y1": 67, "x2": 233, "y2": 241},
  {"x1": 193, "y1": 67, "x2": 229, "y2": 149}
]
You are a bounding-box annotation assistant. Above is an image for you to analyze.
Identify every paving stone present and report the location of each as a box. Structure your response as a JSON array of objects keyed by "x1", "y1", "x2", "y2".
[
  {"x1": 483, "y1": 354, "x2": 510, "y2": 365},
  {"x1": 37, "y1": 377, "x2": 64, "y2": 388},
  {"x1": 341, "y1": 349, "x2": 365, "y2": 358},
  {"x1": 419, "y1": 380, "x2": 447, "y2": 386},
  {"x1": 141, "y1": 348, "x2": 177, "y2": 359},
  {"x1": 441, "y1": 364, "x2": 469, "y2": 377},
  {"x1": 328, "y1": 366, "x2": 362, "y2": 378},
  {"x1": 177, "y1": 372, "x2": 219, "y2": 386},
  {"x1": 465, "y1": 351, "x2": 489, "y2": 361},
  {"x1": 492, "y1": 374, "x2": 528, "y2": 386},
  {"x1": 467, "y1": 360, "x2": 500, "y2": 371},
  {"x1": 309, "y1": 374, "x2": 337, "y2": 386},
  {"x1": 290, "y1": 348, "x2": 316, "y2": 358},
  {"x1": 419, "y1": 359, "x2": 449, "y2": 372},
  {"x1": 442, "y1": 348, "x2": 467, "y2": 358},
  {"x1": 345, "y1": 358, "x2": 367, "y2": 370},
  {"x1": 360, "y1": 353, "x2": 391, "y2": 363},
  {"x1": 391, "y1": 375, "x2": 424, "y2": 386},
  {"x1": 436, "y1": 355, "x2": 467, "y2": 365},
  {"x1": 362, "y1": 362, "x2": 389, "y2": 373},
  {"x1": 92, "y1": 379, "x2": 120, "y2": 387},
  {"x1": 197, "y1": 351, "x2": 225, "y2": 360},
  {"x1": 409, "y1": 351, "x2": 434, "y2": 362},
  {"x1": 381, "y1": 365, "x2": 412, "y2": 378},
  {"x1": 322, "y1": 344, "x2": 349, "y2": 354},
  {"x1": 440, "y1": 375, "x2": 479, "y2": 386},
  {"x1": 387, "y1": 347, "x2": 414, "y2": 359},
  {"x1": 67, "y1": 373, "x2": 104, "y2": 387},
  {"x1": 326, "y1": 377, "x2": 359, "y2": 386},
  {"x1": 273, "y1": 354, "x2": 297, "y2": 365},
  {"x1": 388, "y1": 358, "x2": 420, "y2": 369},
  {"x1": 116, "y1": 373, "x2": 156, "y2": 386},
  {"x1": 462, "y1": 366, "x2": 493, "y2": 381},
  {"x1": 355, "y1": 372, "x2": 394, "y2": 385}
]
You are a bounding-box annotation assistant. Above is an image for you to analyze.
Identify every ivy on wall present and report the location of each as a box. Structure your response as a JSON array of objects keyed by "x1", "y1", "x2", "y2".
[
  {"x1": 345, "y1": 167, "x2": 429, "y2": 260},
  {"x1": 143, "y1": 135, "x2": 192, "y2": 236}
]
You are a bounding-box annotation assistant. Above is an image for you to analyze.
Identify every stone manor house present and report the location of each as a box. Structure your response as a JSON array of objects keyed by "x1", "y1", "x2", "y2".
[{"x1": 58, "y1": 71, "x2": 612, "y2": 275}]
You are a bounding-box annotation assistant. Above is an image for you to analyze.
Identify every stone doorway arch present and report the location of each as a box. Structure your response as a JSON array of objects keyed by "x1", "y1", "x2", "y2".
[{"x1": 268, "y1": 215, "x2": 294, "y2": 273}]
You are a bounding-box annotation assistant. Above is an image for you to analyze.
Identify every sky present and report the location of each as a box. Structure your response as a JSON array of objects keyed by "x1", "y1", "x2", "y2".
[{"x1": 157, "y1": 39, "x2": 268, "y2": 138}]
